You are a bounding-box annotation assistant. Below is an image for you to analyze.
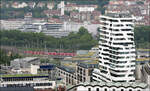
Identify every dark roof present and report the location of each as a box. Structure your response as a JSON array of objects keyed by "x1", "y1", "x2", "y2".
[
  {"x1": 40, "y1": 64, "x2": 56, "y2": 70},
  {"x1": 105, "y1": 13, "x2": 132, "y2": 18},
  {"x1": 57, "y1": 66, "x2": 75, "y2": 74},
  {"x1": 78, "y1": 62, "x2": 98, "y2": 69}
]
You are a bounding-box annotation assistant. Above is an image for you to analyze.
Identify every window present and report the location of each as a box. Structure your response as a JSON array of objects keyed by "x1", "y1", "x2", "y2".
[
  {"x1": 112, "y1": 89, "x2": 115, "y2": 91},
  {"x1": 88, "y1": 88, "x2": 91, "y2": 91},
  {"x1": 104, "y1": 88, "x2": 107, "y2": 91},
  {"x1": 129, "y1": 89, "x2": 132, "y2": 91},
  {"x1": 96, "y1": 88, "x2": 99, "y2": 91},
  {"x1": 121, "y1": 89, "x2": 124, "y2": 91},
  {"x1": 137, "y1": 90, "x2": 140, "y2": 91}
]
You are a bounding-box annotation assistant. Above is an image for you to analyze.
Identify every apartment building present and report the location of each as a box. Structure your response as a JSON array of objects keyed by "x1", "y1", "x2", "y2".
[
  {"x1": 56, "y1": 60, "x2": 98, "y2": 85},
  {"x1": 19, "y1": 22, "x2": 70, "y2": 38},
  {"x1": 56, "y1": 66, "x2": 76, "y2": 85},
  {"x1": 93, "y1": 13, "x2": 136, "y2": 83},
  {"x1": 41, "y1": 22, "x2": 70, "y2": 38},
  {"x1": 1, "y1": 19, "x2": 25, "y2": 30},
  {"x1": 76, "y1": 62, "x2": 98, "y2": 84}
]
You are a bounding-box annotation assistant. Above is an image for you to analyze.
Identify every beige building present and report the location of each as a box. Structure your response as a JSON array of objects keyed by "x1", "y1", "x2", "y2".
[{"x1": 56, "y1": 60, "x2": 98, "y2": 85}]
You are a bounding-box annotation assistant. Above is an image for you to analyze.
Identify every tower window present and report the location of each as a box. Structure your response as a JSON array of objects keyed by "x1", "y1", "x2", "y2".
[
  {"x1": 96, "y1": 88, "x2": 99, "y2": 91},
  {"x1": 129, "y1": 89, "x2": 132, "y2": 91},
  {"x1": 88, "y1": 88, "x2": 91, "y2": 91},
  {"x1": 121, "y1": 89, "x2": 124, "y2": 91}
]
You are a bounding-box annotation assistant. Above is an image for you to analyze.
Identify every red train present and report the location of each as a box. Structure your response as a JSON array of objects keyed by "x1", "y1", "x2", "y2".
[{"x1": 24, "y1": 51, "x2": 76, "y2": 56}]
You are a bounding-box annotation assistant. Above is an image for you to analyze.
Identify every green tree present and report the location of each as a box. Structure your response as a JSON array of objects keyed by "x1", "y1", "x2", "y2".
[{"x1": 134, "y1": 26, "x2": 150, "y2": 49}]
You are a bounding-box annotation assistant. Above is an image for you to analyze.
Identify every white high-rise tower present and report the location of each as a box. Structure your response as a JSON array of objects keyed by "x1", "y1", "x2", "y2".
[{"x1": 92, "y1": 13, "x2": 136, "y2": 83}]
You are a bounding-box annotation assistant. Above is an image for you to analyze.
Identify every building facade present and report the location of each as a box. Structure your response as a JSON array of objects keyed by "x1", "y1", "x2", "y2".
[
  {"x1": 141, "y1": 63, "x2": 150, "y2": 86},
  {"x1": 76, "y1": 62, "x2": 98, "y2": 84},
  {"x1": 56, "y1": 66, "x2": 76, "y2": 85},
  {"x1": 0, "y1": 74, "x2": 56, "y2": 90},
  {"x1": 93, "y1": 13, "x2": 136, "y2": 83},
  {"x1": 69, "y1": 82, "x2": 149, "y2": 91},
  {"x1": 56, "y1": 61, "x2": 98, "y2": 85},
  {"x1": 1, "y1": 19, "x2": 25, "y2": 30}
]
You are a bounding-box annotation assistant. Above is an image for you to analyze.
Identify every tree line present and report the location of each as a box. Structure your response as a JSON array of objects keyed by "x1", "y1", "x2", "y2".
[
  {"x1": 134, "y1": 26, "x2": 150, "y2": 49},
  {"x1": 0, "y1": 27, "x2": 98, "y2": 51},
  {"x1": 0, "y1": 26, "x2": 149, "y2": 52},
  {"x1": 0, "y1": 49, "x2": 22, "y2": 65},
  {"x1": 0, "y1": 26, "x2": 149, "y2": 65}
]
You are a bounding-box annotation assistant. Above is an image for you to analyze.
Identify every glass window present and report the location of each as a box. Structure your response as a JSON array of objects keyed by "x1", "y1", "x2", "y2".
[
  {"x1": 88, "y1": 88, "x2": 91, "y2": 91},
  {"x1": 112, "y1": 89, "x2": 115, "y2": 91},
  {"x1": 104, "y1": 88, "x2": 107, "y2": 91},
  {"x1": 96, "y1": 88, "x2": 99, "y2": 91},
  {"x1": 129, "y1": 89, "x2": 132, "y2": 91},
  {"x1": 121, "y1": 89, "x2": 124, "y2": 91}
]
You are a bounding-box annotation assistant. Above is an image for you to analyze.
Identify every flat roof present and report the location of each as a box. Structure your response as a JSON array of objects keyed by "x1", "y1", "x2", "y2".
[
  {"x1": 105, "y1": 13, "x2": 132, "y2": 18},
  {"x1": 62, "y1": 63, "x2": 77, "y2": 68},
  {"x1": 75, "y1": 52, "x2": 95, "y2": 57},
  {"x1": 78, "y1": 62, "x2": 98, "y2": 69},
  {"x1": 70, "y1": 58, "x2": 98, "y2": 61},
  {"x1": 13, "y1": 57, "x2": 38, "y2": 62},
  {"x1": 57, "y1": 66, "x2": 75, "y2": 74},
  {"x1": 1, "y1": 74, "x2": 48, "y2": 78},
  {"x1": 80, "y1": 60, "x2": 98, "y2": 64},
  {"x1": 136, "y1": 58, "x2": 150, "y2": 61},
  {"x1": 137, "y1": 49, "x2": 150, "y2": 51}
]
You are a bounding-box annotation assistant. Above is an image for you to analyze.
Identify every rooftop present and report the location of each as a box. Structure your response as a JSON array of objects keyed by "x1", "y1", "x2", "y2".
[
  {"x1": 137, "y1": 49, "x2": 150, "y2": 51},
  {"x1": 39, "y1": 64, "x2": 56, "y2": 70},
  {"x1": 62, "y1": 63, "x2": 77, "y2": 68},
  {"x1": 57, "y1": 66, "x2": 75, "y2": 74},
  {"x1": 1, "y1": 74, "x2": 48, "y2": 78},
  {"x1": 78, "y1": 61, "x2": 99, "y2": 68},
  {"x1": 13, "y1": 57, "x2": 38, "y2": 62},
  {"x1": 75, "y1": 52, "x2": 95, "y2": 58},
  {"x1": 80, "y1": 60, "x2": 98, "y2": 64},
  {"x1": 136, "y1": 58, "x2": 150, "y2": 61},
  {"x1": 105, "y1": 13, "x2": 133, "y2": 18}
]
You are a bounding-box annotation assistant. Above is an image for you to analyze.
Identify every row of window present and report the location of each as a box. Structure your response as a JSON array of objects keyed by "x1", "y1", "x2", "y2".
[
  {"x1": 88, "y1": 88, "x2": 140, "y2": 91},
  {"x1": 92, "y1": 73, "x2": 109, "y2": 82},
  {"x1": 3, "y1": 83, "x2": 52, "y2": 87}
]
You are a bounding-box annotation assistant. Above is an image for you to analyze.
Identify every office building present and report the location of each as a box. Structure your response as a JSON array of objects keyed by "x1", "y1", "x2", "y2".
[
  {"x1": 93, "y1": 13, "x2": 136, "y2": 83},
  {"x1": 38, "y1": 64, "x2": 56, "y2": 80},
  {"x1": 10, "y1": 57, "x2": 40, "y2": 69}
]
